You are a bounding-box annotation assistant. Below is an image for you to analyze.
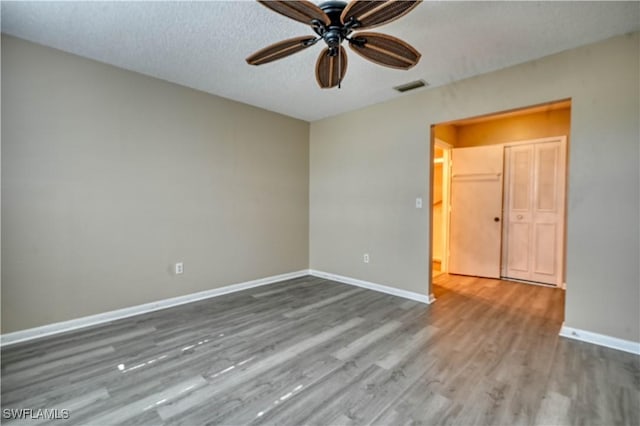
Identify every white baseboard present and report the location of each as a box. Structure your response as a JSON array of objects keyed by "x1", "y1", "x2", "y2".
[
  {"x1": 309, "y1": 269, "x2": 434, "y2": 305},
  {"x1": 559, "y1": 325, "x2": 640, "y2": 355},
  {"x1": 0, "y1": 270, "x2": 310, "y2": 347},
  {"x1": 1, "y1": 268, "x2": 437, "y2": 347}
]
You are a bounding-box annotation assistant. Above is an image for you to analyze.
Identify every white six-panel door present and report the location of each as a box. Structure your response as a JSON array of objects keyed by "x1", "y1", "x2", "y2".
[{"x1": 502, "y1": 138, "x2": 566, "y2": 285}]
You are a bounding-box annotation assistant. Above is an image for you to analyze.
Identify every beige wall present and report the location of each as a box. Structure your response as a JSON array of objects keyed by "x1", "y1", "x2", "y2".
[
  {"x1": 454, "y1": 108, "x2": 571, "y2": 147},
  {"x1": 310, "y1": 33, "x2": 639, "y2": 343},
  {"x1": 1, "y1": 36, "x2": 310, "y2": 333}
]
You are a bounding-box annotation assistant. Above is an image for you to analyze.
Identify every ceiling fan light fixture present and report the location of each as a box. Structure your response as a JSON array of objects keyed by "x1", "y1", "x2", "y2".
[{"x1": 393, "y1": 79, "x2": 428, "y2": 93}]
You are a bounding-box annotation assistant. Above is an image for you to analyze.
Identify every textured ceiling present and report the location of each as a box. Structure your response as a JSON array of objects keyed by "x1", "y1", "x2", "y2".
[{"x1": 2, "y1": 1, "x2": 639, "y2": 122}]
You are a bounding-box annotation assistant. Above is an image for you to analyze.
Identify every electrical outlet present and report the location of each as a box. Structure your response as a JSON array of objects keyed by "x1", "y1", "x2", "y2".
[
  {"x1": 416, "y1": 197, "x2": 423, "y2": 208},
  {"x1": 175, "y1": 262, "x2": 184, "y2": 275},
  {"x1": 363, "y1": 253, "x2": 370, "y2": 264}
]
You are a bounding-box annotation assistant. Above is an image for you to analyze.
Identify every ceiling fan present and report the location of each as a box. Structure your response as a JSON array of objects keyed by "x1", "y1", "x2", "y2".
[{"x1": 246, "y1": 0, "x2": 422, "y2": 89}]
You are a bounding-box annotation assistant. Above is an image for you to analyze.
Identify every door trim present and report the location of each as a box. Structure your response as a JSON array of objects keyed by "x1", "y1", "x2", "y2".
[
  {"x1": 434, "y1": 139, "x2": 452, "y2": 273},
  {"x1": 502, "y1": 135, "x2": 567, "y2": 148}
]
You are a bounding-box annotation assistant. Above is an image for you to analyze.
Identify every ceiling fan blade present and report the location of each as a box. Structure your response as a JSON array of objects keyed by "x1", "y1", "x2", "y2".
[
  {"x1": 349, "y1": 32, "x2": 420, "y2": 69},
  {"x1": 246, "y1": 36, "x2": 317, "y2": 66},
  {"x1": 258, "y1": 1, "x2": 330, "y2": 26},
  {"x1": 315, "y1": 46, "x2": 348, "y2": 89},
  {"x1": 341, "y1": 0, "x2": 421, "y2": 30}
]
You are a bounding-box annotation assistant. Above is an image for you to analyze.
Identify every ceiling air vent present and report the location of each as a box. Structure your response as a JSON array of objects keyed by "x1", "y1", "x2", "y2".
[{"x1": 393, "y1": 79, "x2": 428, "y2": 93}]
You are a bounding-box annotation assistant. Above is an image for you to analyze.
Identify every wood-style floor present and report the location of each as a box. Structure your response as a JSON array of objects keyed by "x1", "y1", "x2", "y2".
[{"x1": 2, "y1": 274, "x2": 639, "y2": 425}]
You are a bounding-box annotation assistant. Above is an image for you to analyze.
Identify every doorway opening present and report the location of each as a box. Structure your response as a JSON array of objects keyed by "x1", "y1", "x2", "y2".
[{"x1": 430, "y1": 99, "x2": 571, "y2": 288}]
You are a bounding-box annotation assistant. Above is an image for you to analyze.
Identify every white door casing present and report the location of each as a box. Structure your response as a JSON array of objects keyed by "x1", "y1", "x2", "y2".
[
  {"x1": 449, "y1": 145, "x2": 504, "y2": 278},
  {"x1": 434, "y1": 139, "x2": 452, "y2": 273}
]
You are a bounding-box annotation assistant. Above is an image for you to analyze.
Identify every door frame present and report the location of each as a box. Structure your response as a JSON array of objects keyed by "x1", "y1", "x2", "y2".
[
  {"x1": 433, "y1": 138, "x2": 452, "y2": 273},
  {"x1": 500, "y1": 135, "x2": 568, "y2": 287}
]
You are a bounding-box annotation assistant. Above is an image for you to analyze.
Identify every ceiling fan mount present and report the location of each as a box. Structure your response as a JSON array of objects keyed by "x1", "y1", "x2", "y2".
[
  {"x1": 314, "y1": 1, "x2": 358, "y2": 55},
  {"x1": 317, "y1": 1, "x2": 348, "y2": 23},
  {"x1": 246, "y1": 0, "x2": 422, "y2": 89}
]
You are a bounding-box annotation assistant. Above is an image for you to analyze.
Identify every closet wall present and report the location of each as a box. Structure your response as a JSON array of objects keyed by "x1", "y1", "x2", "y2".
[{"x1": 454, "y1": 107, "x2": 570, "y2": 148}]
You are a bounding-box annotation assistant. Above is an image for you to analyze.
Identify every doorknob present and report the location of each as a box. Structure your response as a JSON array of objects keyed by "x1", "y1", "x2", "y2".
[{"x1": 494, "y1": 217, "x2": 500, "y2": 222}]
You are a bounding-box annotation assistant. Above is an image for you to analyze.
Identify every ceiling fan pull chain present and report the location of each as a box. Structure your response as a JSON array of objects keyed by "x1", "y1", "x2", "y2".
[{"x1": 338, "y1": 47, "x2": 342, "y2": 89}]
